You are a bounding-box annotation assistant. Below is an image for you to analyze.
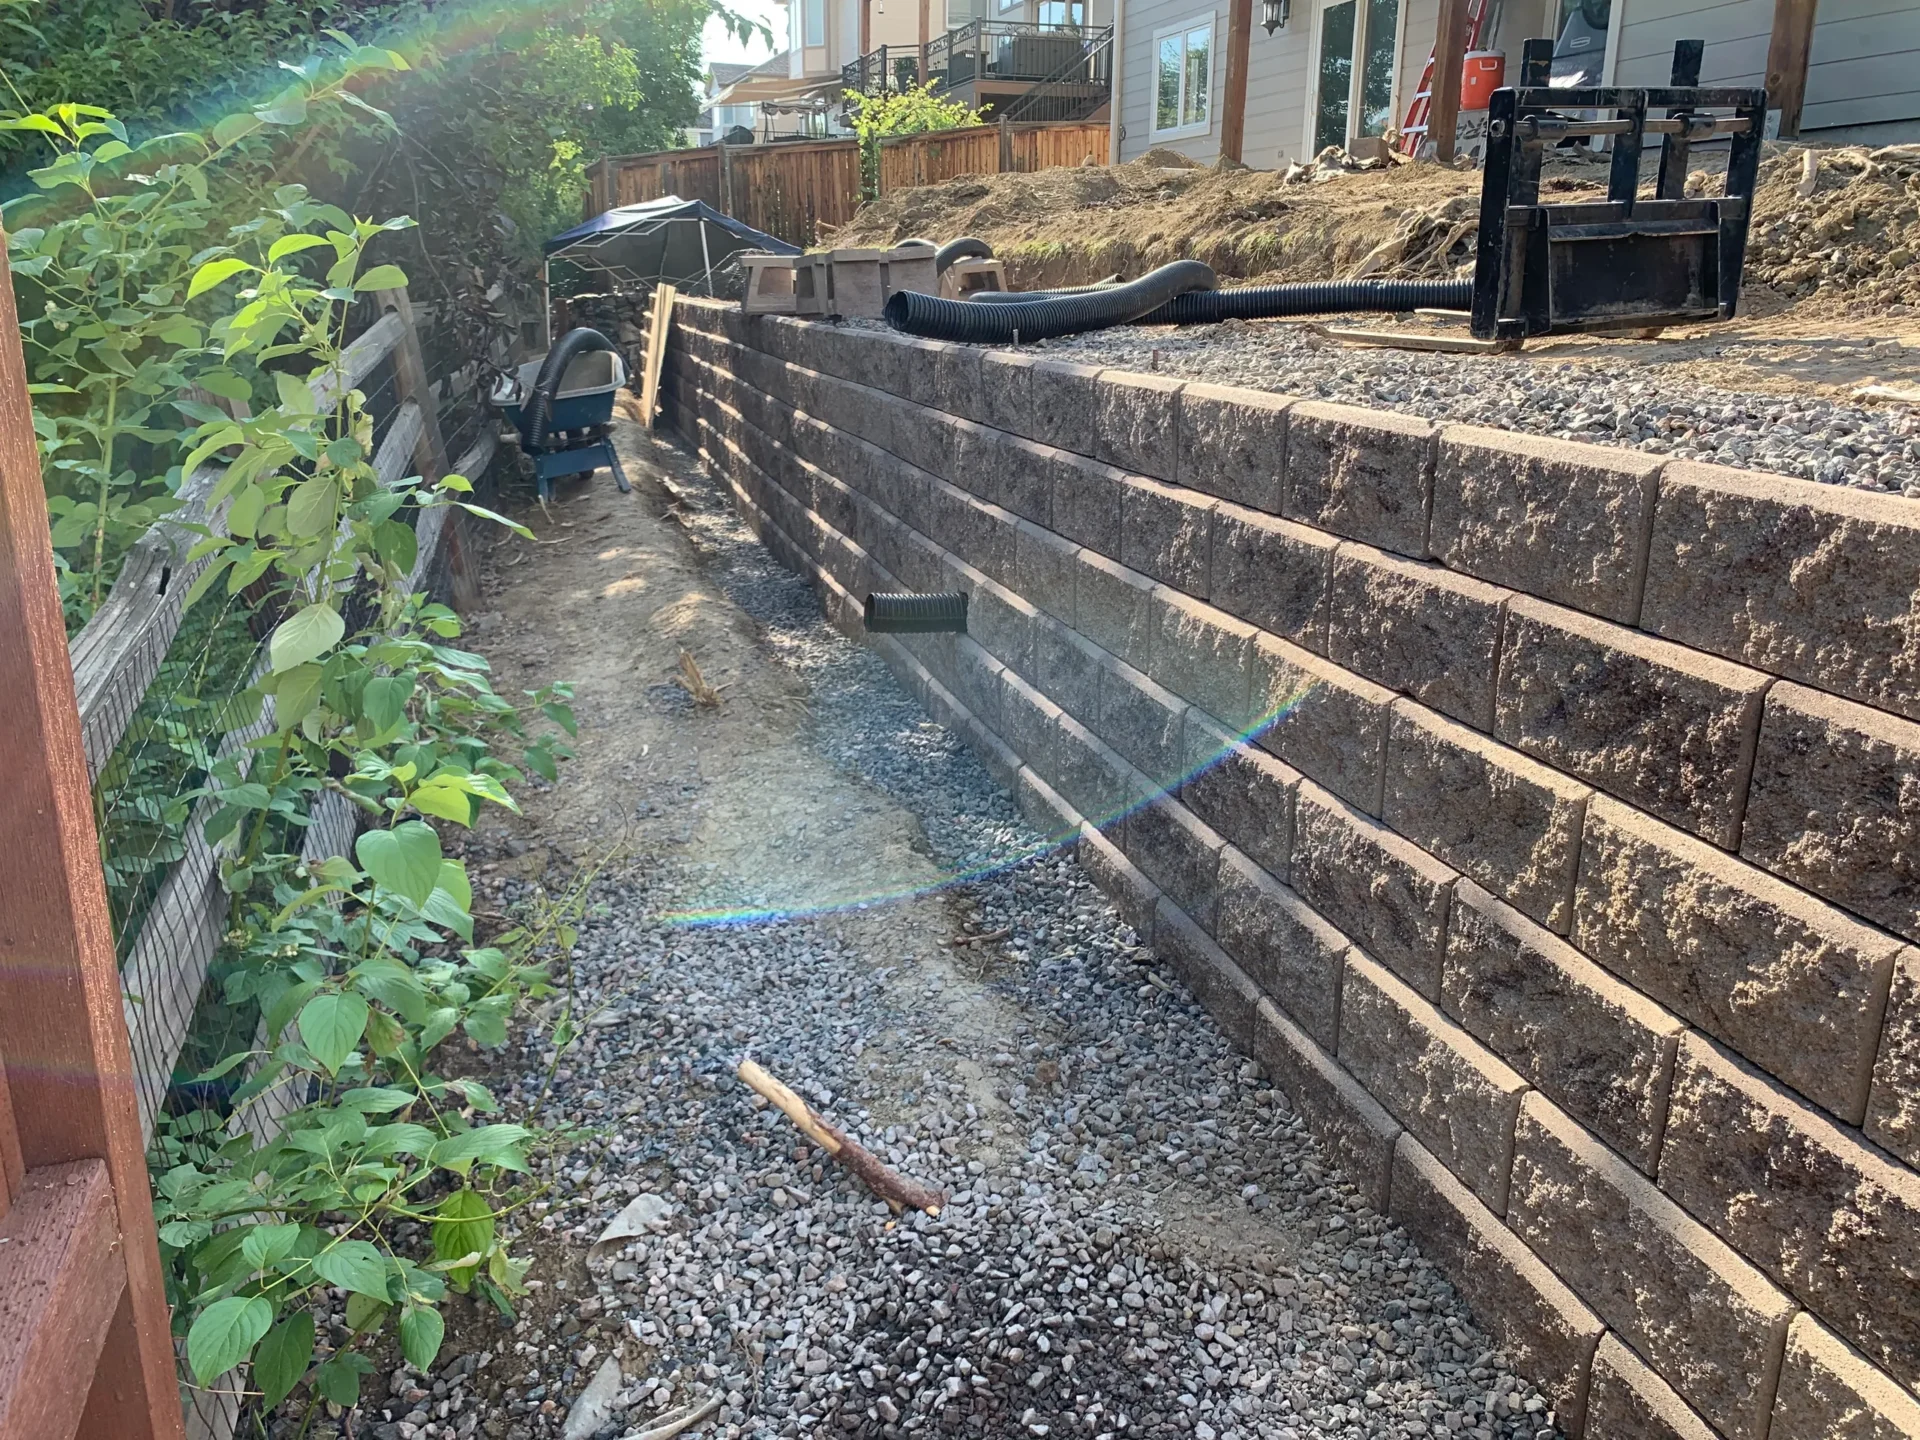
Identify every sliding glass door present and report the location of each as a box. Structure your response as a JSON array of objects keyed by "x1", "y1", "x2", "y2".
[{"x1": 1313, "y1": 0, "x2": 1401, "y2": 154}]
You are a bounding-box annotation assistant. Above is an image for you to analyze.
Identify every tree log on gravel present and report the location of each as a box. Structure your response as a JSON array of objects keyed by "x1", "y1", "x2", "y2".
[{"x1": 738, "y1": 1059, "x2": 945, "y2": 1216}]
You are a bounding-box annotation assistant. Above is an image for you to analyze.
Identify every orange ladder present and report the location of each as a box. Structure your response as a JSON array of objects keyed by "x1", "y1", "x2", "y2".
[{"x1": 1398, "y1": 0, "x2": 1492, "y2": 154}]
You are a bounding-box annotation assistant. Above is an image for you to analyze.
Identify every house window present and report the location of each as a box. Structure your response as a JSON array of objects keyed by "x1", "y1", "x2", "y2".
[
  {"x1": 1038, "y1": 0, "x2": 1084, "y2": 24},
  {"x1": 999, "y1": 0, "x2": 1021, "y2": 15},
  {"x1": 1152, "y1": 17, "x2": 1213, "y2": 138},
  {"x1": 804, "y1": 0, "x2": 826, "y2": 47},
  {"x1": 1313, "y1": 0, "x2": 1400, "y2": 153}
]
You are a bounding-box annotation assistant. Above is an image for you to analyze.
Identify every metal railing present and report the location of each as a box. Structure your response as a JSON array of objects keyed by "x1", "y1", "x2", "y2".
[
  {"x1": 842, "y1": 44, "x2": 926, "y2": 96},
  {"x1": 995, "y1": 23, "x2": 1113, "y2": 122},
  {"x1": 926, "y1": 19, "x2": 1104, "y2": 91}
]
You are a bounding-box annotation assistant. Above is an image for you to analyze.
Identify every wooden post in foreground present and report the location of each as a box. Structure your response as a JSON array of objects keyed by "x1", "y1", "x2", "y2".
[
  {"x1": 1220, "y1": 0, "x2": 1254, "y2": 164},
  {"x1": 1430, "y1": 0, "x2": 1470, "y2": 161},
  {"x1": 0, "y1": 240, "x2": 185, "y2": 1438},
  {"x1": 1764, "y1": 0, "x2": 1817, "y2": 137}
]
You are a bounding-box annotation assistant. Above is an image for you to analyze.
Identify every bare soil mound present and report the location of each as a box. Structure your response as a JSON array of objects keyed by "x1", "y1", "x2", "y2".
[{"x1": 832, "y1": 141, "x2": 1920, "y2": 319}]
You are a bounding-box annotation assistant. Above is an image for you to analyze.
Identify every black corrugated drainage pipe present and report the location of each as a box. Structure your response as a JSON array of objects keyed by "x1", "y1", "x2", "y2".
[
  {"x1": 934, "y1": 237, "x2": 995, "y2": 272},
  {"x1": 865, "y1": 592, "x2": 969, "y2": 633},
  {"x1": 1140, "y1": 277, "x2": 1473, "y2": 323},
  {"x1": 965, "y1": 282, "x2": 1122, "y2": 302},
  {"x1": 524, "y1": 326, "x2": 619, "y2": 451},
  {"x1": 883, "y1": 260, "x2": 1218, "y2": 343}
]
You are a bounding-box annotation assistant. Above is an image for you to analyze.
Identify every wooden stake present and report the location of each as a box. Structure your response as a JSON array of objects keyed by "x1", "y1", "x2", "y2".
[
  {"x1": 1765, "y1": 0, "x2": 1817, "y2": 139},
  {"x1": 1430, "y1": 0, "x2": 1469, "y2": 163},
  {"x1": 1220, "y1": 0, "x2": 1254, "y2": 164},
  {"x1": 738, "y1": 1060, "x2": 944, "y2": 1216}
]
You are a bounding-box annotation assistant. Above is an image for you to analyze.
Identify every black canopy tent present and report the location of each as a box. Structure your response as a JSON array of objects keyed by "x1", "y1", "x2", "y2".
[{"x1": 541, "y1": 195, "x2": 799, "y2": 335}]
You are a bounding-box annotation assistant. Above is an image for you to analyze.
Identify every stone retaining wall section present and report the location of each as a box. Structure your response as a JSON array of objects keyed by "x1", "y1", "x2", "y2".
[{"x1": 662, "y1": 300, "x2": 1920, "y2": 1440}]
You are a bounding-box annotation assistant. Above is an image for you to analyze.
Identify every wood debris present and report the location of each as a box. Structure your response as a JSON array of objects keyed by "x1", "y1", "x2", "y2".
[{"x1": 738, "y1": 1059, "x2": 944, "y2": 1216}]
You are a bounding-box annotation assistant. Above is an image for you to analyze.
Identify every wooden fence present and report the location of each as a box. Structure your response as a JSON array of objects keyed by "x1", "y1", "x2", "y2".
[
  {"x1": 876, "y1": 120, "x2": 1108, "y2": 192},
  {"x1": 585, "y1": 120, "x2": 1109, "y2": 247},
  {"x1": 0, "y1": 260, "x2": 492, "y2": 1440}
]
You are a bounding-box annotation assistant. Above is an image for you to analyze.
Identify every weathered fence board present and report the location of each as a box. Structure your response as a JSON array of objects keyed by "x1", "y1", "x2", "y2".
[{"x1": 876, "y1": 121, "x2": 1108, "y2": 192}]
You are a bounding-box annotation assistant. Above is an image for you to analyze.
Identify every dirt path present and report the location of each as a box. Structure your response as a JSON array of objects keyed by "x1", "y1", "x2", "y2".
[{"x1": 324, "y1": 420, "x2": 1565, "y2": 1440}]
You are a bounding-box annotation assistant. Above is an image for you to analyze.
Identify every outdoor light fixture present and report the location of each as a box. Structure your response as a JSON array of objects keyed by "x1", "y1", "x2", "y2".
[{"x1": 1261, "y1": 0, "x2": 1289, "y2": 32}]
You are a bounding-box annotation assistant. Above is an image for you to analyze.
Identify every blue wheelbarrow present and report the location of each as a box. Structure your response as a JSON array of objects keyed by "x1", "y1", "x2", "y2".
[{"x1": 492, "y1": 327, "x2": 631, "y2": 502}]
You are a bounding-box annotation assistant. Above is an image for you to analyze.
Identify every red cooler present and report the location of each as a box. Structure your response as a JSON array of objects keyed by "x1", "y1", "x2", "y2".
[{"x1": 1462, "y1": 50, "x2": 1506, "y2": 110}]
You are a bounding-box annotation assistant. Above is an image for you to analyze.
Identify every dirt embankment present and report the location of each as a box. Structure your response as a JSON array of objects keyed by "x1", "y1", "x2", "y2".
[{"x1": 830, "y1": 141, "x2": 1920, "y2": 320}]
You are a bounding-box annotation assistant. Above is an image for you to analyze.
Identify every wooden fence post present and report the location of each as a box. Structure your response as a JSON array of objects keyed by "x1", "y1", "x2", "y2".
[
  {"x1": 997, "y1": 114, "x2": 1012, "y2": 172},
  {"x1": 371, "y1": 286, "x2": 477, "y2": 613},
  {"x1": 0, "y1": 241, "x2": 185, "y2": 1439}
]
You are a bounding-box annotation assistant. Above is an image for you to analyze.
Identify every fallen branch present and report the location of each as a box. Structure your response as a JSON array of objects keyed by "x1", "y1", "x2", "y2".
[
  {"x1": 738, "y1": 1059, "x2": 945, "y2": 1216},
  {"x1": 632, "y1": 1394, "x2": 724, "y2": 1440},
  {"x1": 953, "y1": 927, "x2": 1011, "y2": 947}
]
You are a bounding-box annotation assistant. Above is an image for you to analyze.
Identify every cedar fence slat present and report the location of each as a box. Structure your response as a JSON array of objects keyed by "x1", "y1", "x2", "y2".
[{"x1": 586, "y1": 123, "x2": 1108, "y2": 248}]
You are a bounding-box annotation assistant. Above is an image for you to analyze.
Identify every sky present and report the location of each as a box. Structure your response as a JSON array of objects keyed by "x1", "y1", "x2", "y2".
[{"x1": 701, "y1": 0, "x2": 789, "y2": 71}]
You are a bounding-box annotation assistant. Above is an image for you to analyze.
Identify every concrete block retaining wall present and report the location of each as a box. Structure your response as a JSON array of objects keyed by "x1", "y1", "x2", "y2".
[{"x1": 662, "y1": 297, "x2": 1920, "y2": 1440}]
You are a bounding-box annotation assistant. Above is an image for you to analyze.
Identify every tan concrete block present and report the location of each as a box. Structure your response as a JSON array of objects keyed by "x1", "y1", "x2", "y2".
[
  {"x1": 1339, "y1": 953, "x2": 1528, "y2": 1211},
  {"x1": 1506, "y1": 1092, "x2": 1794, "y2": 1440},
  {"x1": 1281, "y1": 400, "x2": 1436, "y2": 559},
  {"x1": 1585, "y1": 1335, "x2": 1716, "y2": 1440},
  {"x1": 1013, "y1": 518, "x2": 1078, "y2": 626},
  {"x1": 1327, "y1": 542, "x2": 1509, "y2": 730},
  {"x1": 1121, "y1": 475, "x2": 1215, "y2": 596},
  {"x1": 1154, "y1": 897, "x2": 1261, "y2": 1051},
  {"x1": 1094, "y1": 370, "x2": 1182, "y2": 481},
  {"x1": 1180, "y1": 711, "x2": 1298, "y2": 886},
  {"x1": 1031, "y1": 614, "x2": 1105, "y2": 724},
  {"x1": 1031, "y1": 358, "x2": 1106, "y2": 457},
  {"x1": 1294, "y1": 782, "x2": 1456, "y2": 999},
  {"x1": 978, "y1": 349, "x2": 1035, "y2": 437},
  {"x1": 1149, "y1": 588, "x2": 1257, "y2": 728},
  {"x1": 1054, "y1": 713, "x2": 1153, "y2": 829},
  {"x1": 1254, "y1": 998, "x2": 1399, "y2": 1211},
  {"x1": 1073, "y1": 549, "x2": 1155, "y2": 668},
  {"x1": 1388, "y1": 1134, "x2": 1603, "y2": 1436},
  {"x1": 1445, "y1": 880, "x2": 1682, "y2": 1173},
  {"x1": 1385, "y1": 701, "x2": 1590, "y2": 933},
  {"x1": 1016, "y1": 766, "x2": 1079, "y2": 839},
  {"x1": 974, "y1": 431, "x2": 1056, "y2": 525},
  {"x1": 1771, "y1": 1312, "x2": 1920, "y2": 1440},
  {"x1": 1250, "y1": 634, "x2": 1395, "y2": 815},
  {"x1": 1658, "y1": 1031, "x2": 1920, "y2": 1396},
  {"x1": 1178, "y1": 380, "x2": 1288, "y2": 512},
  {"x1": 1572, "y1": 793, "x2": 1900, "y2": 1125},
  {"x1": 1076, "y1": 821, "x2": 1161, "y2": 939},
  {"x1": 1094, "y1": 654, "x2": 1189, "y2": 788},
  {"x1": 1431, "y1": 426, "x2": 1662, "y2": 625},
  {"x1": 1642, "y1": 460, "x2": 1920, "y2": 724},
  {"x1": 1867, "y1": 948, "x2": 1920, "y2": 1168},
  {"x1": 1123, "y1": 794, "x2": 1225, "y2": 929},
  {"x1": 1000, "y1": 670, "x2": 1062, "y2": 784},
  {"x1": 1494, "y1": 595, "x2": 1770, "y2": 847},
  {"x1": 1208, "y1": 502, "x2": 1337, "y2": 653},
  {"x1": 1216, "y1": 847, "x2": 1348, "y2": 1048},
  {"x1": 1051, "y1": 450, "x2": 1125, "y2": 557},
  {"x1": 1741, "y1": 682, "x2": 1920, "y2": 945}
]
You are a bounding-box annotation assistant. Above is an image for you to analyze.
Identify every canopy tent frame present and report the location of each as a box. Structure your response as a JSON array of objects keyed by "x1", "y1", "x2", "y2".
[{"x1": 541, "y1": 195, "x2": 799, "y2": 344}]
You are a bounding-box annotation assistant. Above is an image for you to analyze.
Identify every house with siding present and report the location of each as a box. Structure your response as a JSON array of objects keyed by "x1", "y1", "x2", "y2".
[{"x1": 1107, "y1": 0, "x2": 1920, "y2": 169}]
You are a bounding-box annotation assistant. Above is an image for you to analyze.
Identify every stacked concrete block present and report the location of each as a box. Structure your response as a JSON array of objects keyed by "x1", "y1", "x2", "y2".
[{"x1": 663, "y1": 302, "x2": 1920, "y2": 1440}]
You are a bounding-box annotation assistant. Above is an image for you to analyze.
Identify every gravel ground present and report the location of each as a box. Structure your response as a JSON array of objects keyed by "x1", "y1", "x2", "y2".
[
  {"x1": 1033, "y1": 321, "x2": 1920, "y2": 496},
  {"x1": 358, "y1": 445, "x2": 1571, "y2": 1440}
]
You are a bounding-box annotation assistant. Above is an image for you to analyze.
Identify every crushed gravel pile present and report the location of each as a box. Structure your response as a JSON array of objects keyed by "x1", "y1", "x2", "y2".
[
  {"x1": 355, "y1": 450, "x2": 1571, "y2": 1440},
  {"x1": 1038, "y1": 321, "x2": 1920, "y2": 495}
]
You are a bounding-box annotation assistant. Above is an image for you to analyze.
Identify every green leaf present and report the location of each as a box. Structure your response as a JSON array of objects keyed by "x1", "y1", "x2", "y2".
[
  {"x1": 298, "y1": 992, "x2": 369, "y2": 1074},
  {"x1": 427, "y1": 1123, "x2": 531, "y2": 1173},
  {"x1": 225, "y1": 484, "x2": 265, "y2": 540},
  {"x1": 431, "y1": 1188, "x2": 496, "y2": 1268},
  {"x1": 285, "y1": 475, "x2": 337, "y2": 538},
  {"x1": 399, "y1": 1305, "x2": 445, "y2": 1370},
  {"x1": 187, "y1": 1295, "x2": 272, "y2": 1384},
  {"x1": 275, "y1": 370, "x2": 318, "y2": 414},
  {"x1": 315, "y1": 1351, "x2": 373, "y2": 1406},
  {"x1": 270, "y1": 604, "x2": 345, "y2": 673},
  {"x1": 356, "y1": 821, "x2": 441, "y2": 906},
  {"x1": 361, "y1": 675, "x2": 414, "y2": 733},
  {"x1": 187, "y1": 257, "x2": 253, "y2": 300},
  {"x1": 211, "y1": 114, "x2": 259, "y2": 147},
  {"x1": 311, "y1": 1238, "x2": 391, "y2": 1299},
  {"x1": 343, "y1": 1290, "x2": 389, "y2": 1331},
  {"x1": 354, "y1": 264, "x2": 409, "y2": 292},
  {"x1": 409, "y1": 782, "x2": 473, "y2": 825},
  {"x1": 253, "y1": 1311, "x2": 314, "y2": 1411},
  {"x1": 267, "y1": 233, "x2": 330, "y2": 263},
  {"x1": 462, "y1": 1010, "x2": 508, "y2": 1047},
  {"x1": 241, "y1": 1222, "x2": 301, "y2": 1270}
]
